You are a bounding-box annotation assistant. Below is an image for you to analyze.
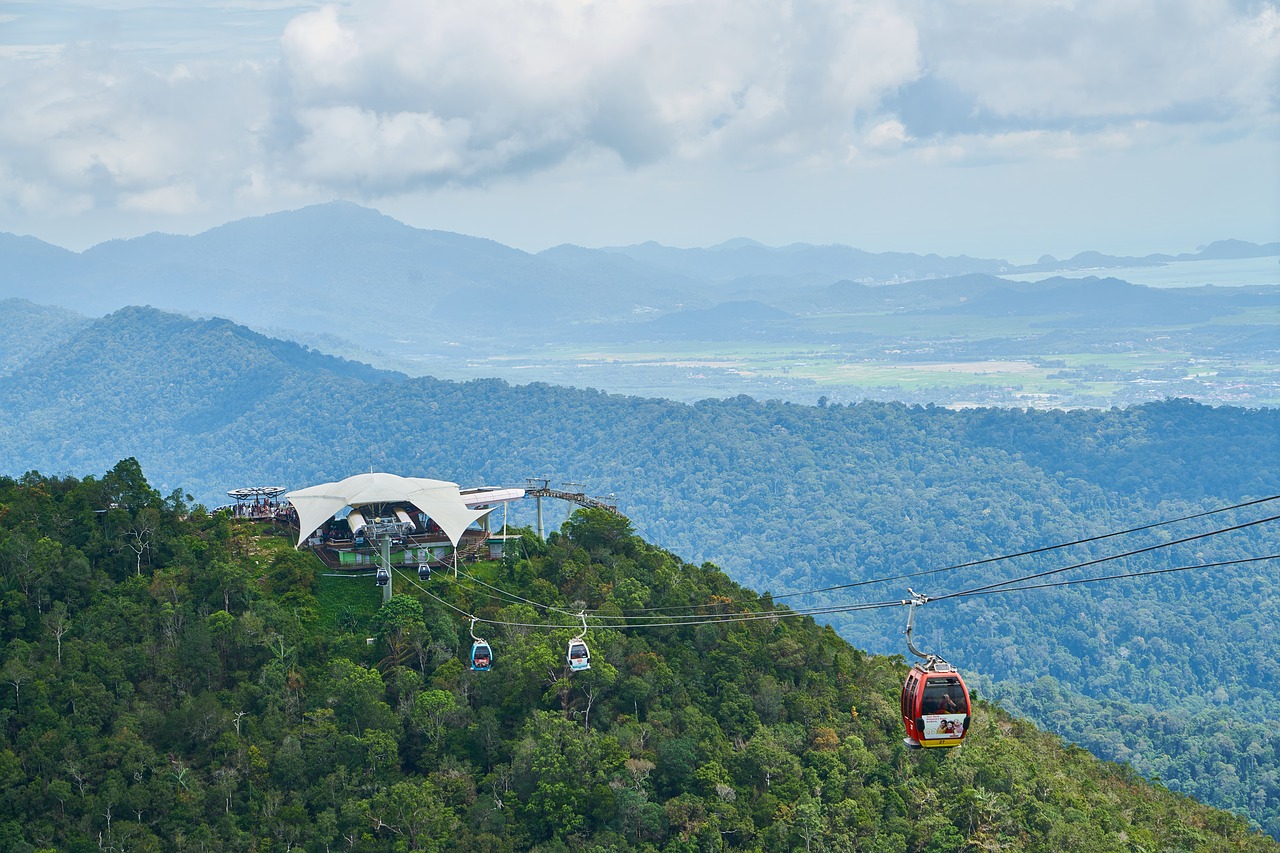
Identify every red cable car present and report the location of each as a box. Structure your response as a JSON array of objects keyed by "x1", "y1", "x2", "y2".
[
  {"x1": 901, "y1": 662, "x2": 971, "y2": 749},
  {"x1": 899, "y1": 591, "x2": 972, "y2": 749}
]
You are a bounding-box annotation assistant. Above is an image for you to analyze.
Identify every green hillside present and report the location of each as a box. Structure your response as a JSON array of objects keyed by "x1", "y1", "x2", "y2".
[
  {"x1": 0, "y1": 466, "x2": 1272, "y2": 851},
  {"x1": 0, "y1": 307, "x2": 1278, "y2": 833}
]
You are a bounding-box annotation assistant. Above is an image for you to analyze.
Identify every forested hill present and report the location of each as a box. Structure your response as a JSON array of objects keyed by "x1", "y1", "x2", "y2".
[
  {"x1": 1, "y1": 307, "x2": 1279, "y2": 833},
  {"x1": 0, "y1": 469, "x2": 1273, "y2": 851}
]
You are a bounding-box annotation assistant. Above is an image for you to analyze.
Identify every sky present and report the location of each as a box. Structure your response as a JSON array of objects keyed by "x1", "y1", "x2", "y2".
[{"x1": 1, "y1": 0, "x2": 1277, "y2": 263}]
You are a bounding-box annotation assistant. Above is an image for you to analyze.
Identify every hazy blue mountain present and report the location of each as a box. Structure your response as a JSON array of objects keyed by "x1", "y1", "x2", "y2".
[
  {"x1": 940, "y1": 276, "x2": 1238, "y2": 324},
  {"x1": 806, "y1": 271, "x2": 1013, "y2": 311},
  {"x1": 536, "y1": 242, "x2": 700, "y2": 306},
  {"x1": 0, "y1": 231, "x2": 81, "y2": 284},
  {"x1": 1182, "y1": 239, "x2": 1280, "y2": 260},
  {"x1": 598, "y1": 239, "x2": 1012, "y2": 283},
  {"x1": 0, "y1": 298, "x2": 90, "y2": 375},
  {"x1": 2, "y1": 206, "x2": 1276, "y2": 408},
  {"x1": 0, "y1": 203, "x2": 664, "y2": 339},
  {"x1": 1, "y1": 202, "x2": 1274, "y2": 352},
  {"x1": 1026, "y1": 240, "x2": 1278, "y2": 270},
  {"x1": 1024, "y1": 250, "x2": 1176, "y2": 270}
]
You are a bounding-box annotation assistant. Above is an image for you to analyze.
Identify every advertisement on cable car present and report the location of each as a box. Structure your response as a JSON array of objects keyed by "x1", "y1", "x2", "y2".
[{"x1": 921, "y1": 713, "x2": 967, "y2": 740}]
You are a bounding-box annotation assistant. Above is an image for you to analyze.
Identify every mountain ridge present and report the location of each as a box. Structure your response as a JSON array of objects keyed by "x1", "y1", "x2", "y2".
[{"x1": 0, "y1": 468, "x2": 1273, "y2": 849}]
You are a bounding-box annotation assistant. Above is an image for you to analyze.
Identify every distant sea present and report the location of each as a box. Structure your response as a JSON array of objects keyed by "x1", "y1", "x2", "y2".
[{"x1": 1000, "y1": 255, "x2": 1280, "y2": 289}]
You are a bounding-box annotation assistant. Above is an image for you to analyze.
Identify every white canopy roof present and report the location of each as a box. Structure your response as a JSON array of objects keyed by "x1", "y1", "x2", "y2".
[{"x1": 286, "y1": 473, "x2": 489, "y2": 548}]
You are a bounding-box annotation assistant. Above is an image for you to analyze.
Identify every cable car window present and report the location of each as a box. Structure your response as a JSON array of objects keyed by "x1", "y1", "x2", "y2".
[{"x1": 921, "y1": 678, "x2": 967, "y2": 715}]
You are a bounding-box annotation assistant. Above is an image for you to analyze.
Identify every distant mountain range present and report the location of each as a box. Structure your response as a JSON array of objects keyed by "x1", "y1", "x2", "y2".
[
  {"x1": 1, "y1": 202, "x2": 1274, "y2": 344},
  {"x1": 3, "y1": 202, "x2": 1277, "y2": 409}
]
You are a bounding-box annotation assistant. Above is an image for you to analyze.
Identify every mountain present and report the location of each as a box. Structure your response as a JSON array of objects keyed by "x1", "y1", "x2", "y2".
[
  {"x1": 3, "y1": 205, "x2": 1277, "y2": 408},
  {"x1": 0, "y1": 470, "x2": 1274, "y2": 850},
  {"x1": 0, "y1": 203, "x2": 672, "y2": 340},
  {"x1": 1, "y1": 307, "x2": 1279, "y2": 832},
  {"x1": 940, "y1": 276, "x2": 1233, "y2": 325},
  {"x1": 594, "y1": 239, "x2": 1012, "y2": 284},
  {"x1": 1183, "y1": 239, "x2": 1280, "y2": 261},
  {"x1": 1027, "y1": 240, "x2": 1279, "y2": 270},
  {"x1": 0, "y1": 298, "x2": 90, "y2": 375}
]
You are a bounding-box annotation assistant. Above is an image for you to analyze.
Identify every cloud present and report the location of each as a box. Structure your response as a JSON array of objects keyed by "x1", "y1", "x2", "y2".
[
  {"x1": 865, "y1": 119, "x2": 911, "y2": 151},
  {"x1": 274, "y1": 0, "x2": 923, "y2": 186},
  {"x1": 0, "y1": 44, "x2": 272, "y2": 217},
  {"x1": 0, "y1": 0, "x2": 1275, "y2": 232},
  {"x1": 912, "y1": 0, "x2": 1278, "y2": 127}
]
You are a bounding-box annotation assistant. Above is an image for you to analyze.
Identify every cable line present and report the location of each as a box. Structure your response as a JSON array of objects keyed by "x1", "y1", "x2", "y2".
[
  {"x1": 466, "y1": 511, "x2": 1280, "y2": 627},
  {"x1": 596, "y1": 493, "x2": 1280, "y2": 616},
  {"x1": 945, "y1": 554, "x2": 1280, "y2": 599},
  {"x1": 384, "y1": 507, "x2": 1280, "y2": 637},
  {"x1": 594, "y1": 507, "x2": 1280, "y2": 622},
  {"x1": 932, "y1": 512, "x2": 1280, "y2": 603},
  {"x1": 768, "y1": 493, "x2": 1280, "y2": 602},
  {"x1": 454, "y1": 567, "x2": 583, "y2": 617},
  {"x1": 397, "y1": 569, "x2": 477, "y2": 620},
  {"x1": 398, "y1": 546, "x2": 1280, "y2": 635}
]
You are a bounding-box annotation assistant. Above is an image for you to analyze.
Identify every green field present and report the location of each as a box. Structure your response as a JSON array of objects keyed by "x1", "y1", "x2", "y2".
[
  {"x1": 441, "y1": 342, "x2": 1277, "y2": 408},
  {"x1": 376, "y1": 295, "x2": 1280, "y2": 408}
]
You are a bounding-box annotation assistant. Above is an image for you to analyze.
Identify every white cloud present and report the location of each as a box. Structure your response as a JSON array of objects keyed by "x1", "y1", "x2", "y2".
[
  {"x1": 0, "y1": 40, "x2": 272, "y2": 217},
  {"x1": 865, "y1": 119, "x2": 911, "y2": 151},
  {"x1": 915, "y1": 0, "x2": 1279, "y2": 123},
  {"x1": 0, "y1": 0, "x2": 1275, "y2": 249},
  {"x1": 275, "y1": 0, "x2": 924, "y2": 182}
]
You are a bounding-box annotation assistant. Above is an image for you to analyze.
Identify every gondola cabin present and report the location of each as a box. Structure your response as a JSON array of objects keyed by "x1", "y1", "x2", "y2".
[
  {"x1": 901, "y1": 663, "x2": 971, "y2": 749},
  {"x1": 470, "y1": 640, "x2": 493, "y2": 672},
  {"x1": 567, "y1": 639, "x2": 590, "y2": 672},
  {"x1": 417, "y1": 563, "x2": 431, "y2": 581},
  {"x1": 374, "y1": 567, "x2": 390, "y2": 587}
]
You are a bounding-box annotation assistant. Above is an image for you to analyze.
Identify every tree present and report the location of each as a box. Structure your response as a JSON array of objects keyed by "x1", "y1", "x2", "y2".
[
  {"x1": 410, "y1": 689, "x2": 457, "y2": 750},
  {"x1": 564, "y1": 509, "x2": 635, "y2": 552},
  {"x1": 365, "y1": 780, "x2": 457, "y2": 851},
  {"x1": 373, "y1": 594, "x2": 426, "y2": 670},
  {"x1": 124, "y1": 508, "x2": 159, "y2": 575},
  {"x1": 43, "y1": 603, "x2": 69, "y2": 664}
]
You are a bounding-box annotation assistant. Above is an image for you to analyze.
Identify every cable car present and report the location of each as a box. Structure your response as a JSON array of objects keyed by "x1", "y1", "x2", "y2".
[
  {"x1": 417, "y1": 563, "x2": 431, "y2": 581},
  {"x1": 899, "y1": 590, "x2": 971, "y2": 749},
  {"x1": 468, "y1": 618, "x2": 492, "y2": 671},
  {"x1": 567, "y1": 639, "x2": 590, "y2": 672},
  {"x1": 375, "y1": 567, "x2": 390, "y2": 586},
  {"x1": 567, "y1": 612, "x2": 591, "y2": 672},
  {"x1": 470, "y1": 639, "x2": 493, "y2": 671},
  {"x1": 901, "y1": 663, "x2": 971, "y2": 749}
]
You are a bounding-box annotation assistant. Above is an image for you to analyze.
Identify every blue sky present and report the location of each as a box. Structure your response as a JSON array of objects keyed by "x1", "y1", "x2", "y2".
[{"x1": 1, "y1": 0, "x2": 1277, "y2": 262}]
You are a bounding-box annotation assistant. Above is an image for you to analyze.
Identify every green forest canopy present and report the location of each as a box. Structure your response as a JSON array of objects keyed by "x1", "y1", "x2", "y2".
[{"x1": 0, "y1": 463, "x2": 1274, "y2": 851}]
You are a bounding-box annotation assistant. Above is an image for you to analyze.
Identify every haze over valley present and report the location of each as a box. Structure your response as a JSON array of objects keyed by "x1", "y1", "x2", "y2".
[{"x1": 3, "y1": 202, "x2": 1277, "y2": 409}]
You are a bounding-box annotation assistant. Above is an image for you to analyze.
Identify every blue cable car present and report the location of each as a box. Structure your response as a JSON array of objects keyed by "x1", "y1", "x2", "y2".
[
  {"x1": 418, "y1": 563, "x2": 431, "y2": 581},
  {"x1": 375, "y1": 567, "x2": 390, "y2": 586},
  {"x1": 468, "y1": 618, "x2": 492, "y2": 671},
  {"x1": 470, "y1": 639, "x2": 493, "y2": 672}
]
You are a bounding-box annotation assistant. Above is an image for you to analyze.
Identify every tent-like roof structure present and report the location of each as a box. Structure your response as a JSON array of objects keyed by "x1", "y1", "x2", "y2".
[{"x1": 286, "y1": 473, "x2": 490, "y2": 548}]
